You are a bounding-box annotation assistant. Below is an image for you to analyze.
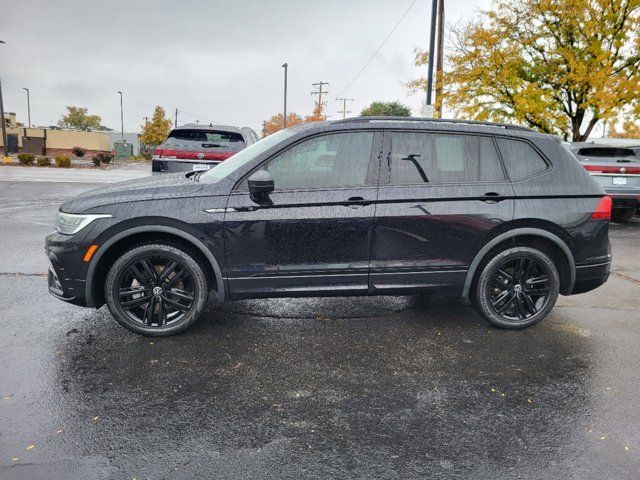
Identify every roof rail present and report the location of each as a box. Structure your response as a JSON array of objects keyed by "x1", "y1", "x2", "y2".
[{"x1": 332, "y1": 116, "x2": 533, "y2": 132}]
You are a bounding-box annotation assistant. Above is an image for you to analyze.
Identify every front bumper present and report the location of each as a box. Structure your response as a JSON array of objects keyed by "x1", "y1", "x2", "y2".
[{"x1": 45, "y1": 233, "x2": 90, "y2": 307}]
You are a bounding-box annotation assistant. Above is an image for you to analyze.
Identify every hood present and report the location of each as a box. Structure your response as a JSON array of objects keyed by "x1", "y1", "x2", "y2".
[{"x1": 60, "y1": 173, "x2": 219, "y2": 213}]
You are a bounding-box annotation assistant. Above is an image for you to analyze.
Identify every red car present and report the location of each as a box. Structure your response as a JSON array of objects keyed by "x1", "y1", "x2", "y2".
[{"x1": 152, "y1": 124, "x2": 258, "y2": 174}]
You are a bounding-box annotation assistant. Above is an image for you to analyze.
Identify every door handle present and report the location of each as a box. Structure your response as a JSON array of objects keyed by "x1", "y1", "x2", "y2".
[
  {"x1": 345, "y1": 196, "x2": 367, "y2": 209},
  {"x1": 481, "y1": 192, "x2": 503, "y2": 204}
]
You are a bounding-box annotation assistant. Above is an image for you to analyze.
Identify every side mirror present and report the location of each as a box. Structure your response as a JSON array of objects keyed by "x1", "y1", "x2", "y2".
[{"x1": 247, "y1": 169, "x2": 274, "y2": 199}]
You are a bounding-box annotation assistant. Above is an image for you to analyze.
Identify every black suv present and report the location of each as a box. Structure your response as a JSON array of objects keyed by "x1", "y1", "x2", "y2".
[{"x1": 46, "y1": 118, "x2": 612, "y2": 336}]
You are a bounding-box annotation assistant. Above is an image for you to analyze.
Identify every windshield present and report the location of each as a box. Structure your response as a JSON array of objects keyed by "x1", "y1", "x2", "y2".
[{"x1": 200, "y1": 129, "x2": 296, "y2": 183}]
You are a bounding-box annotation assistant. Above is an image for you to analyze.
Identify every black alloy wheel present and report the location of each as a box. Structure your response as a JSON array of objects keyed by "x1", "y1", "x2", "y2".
[
  {"x1": 118, "y1": 256, "x2": 195, "y2": 327},
  {"x1": 473, "y1": 246, "x2": 560, "y2": 329},
  {"x1": 105, "y1": 243, "x2": 209, "y2": 336},
  {"x1": 488, "y1": 257, "x2": 550, "y2": 322}
]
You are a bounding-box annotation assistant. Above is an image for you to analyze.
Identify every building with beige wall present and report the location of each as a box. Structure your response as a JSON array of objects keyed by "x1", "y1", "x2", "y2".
[{"x1": 1, "y1": 113, "x2": 111, "y2": 156}]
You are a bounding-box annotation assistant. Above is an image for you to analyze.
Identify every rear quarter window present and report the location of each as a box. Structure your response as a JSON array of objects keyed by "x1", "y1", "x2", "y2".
[{"x1": 496, "y1": 138, "x2": 549, "y2": 181}]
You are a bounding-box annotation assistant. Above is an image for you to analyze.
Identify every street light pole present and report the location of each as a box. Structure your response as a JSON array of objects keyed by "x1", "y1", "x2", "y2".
[
  {"x1": 0, "y1": 41, "x2": 7, "y2": 158},
  {"x1": 425, "y1": 0, "x2": 438, "y2": 114},
  {"x1": 0, "y1": 78, "x2": 7, "y2": 158},
  {"x1": 22, "y1": 87, "x2": 30, "y2": 127},
  {"x1": 282, "y1": 63, "x2": 288, "y2": 129},
  {"x1": 434, "y1": 0, "x2": 445, "y2": 118},
  {"x1": 117, "y1": 91, "x2": 124, "y2": 141}
]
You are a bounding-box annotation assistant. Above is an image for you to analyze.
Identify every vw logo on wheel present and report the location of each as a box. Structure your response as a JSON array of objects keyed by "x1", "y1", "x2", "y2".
[{"x1": 197, "y1": 152, "x2": 205, "y2": 159}]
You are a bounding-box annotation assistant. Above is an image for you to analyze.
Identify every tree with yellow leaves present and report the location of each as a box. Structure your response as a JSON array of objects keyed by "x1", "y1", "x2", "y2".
[
  {"x1": 262, "y1": 112, "x2": 305, "y2": 136},
  {"x1": 304, "y1": 102, "x2": 328, "y2": 123},
  {"x1": 411, "y1": 0, "x2": 640, "y2": 141},
  {"x1": 140, "y1": 106, "x2": 172, "y2": 147},
  {"x1": 610, "y1": 119, "x2": 640, "y2": 138}
]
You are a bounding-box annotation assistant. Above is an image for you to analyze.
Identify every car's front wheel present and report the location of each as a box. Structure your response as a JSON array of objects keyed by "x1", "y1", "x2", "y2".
[
  {"x1": 104, "y1": 243, "x2": 209, "y2": 336},
  {"x1": 472, "y1": 246, "x2": 560, "y2": 329}
]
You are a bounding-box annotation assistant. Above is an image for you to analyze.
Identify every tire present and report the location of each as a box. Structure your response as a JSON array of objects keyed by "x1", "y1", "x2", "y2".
[
  {"x1": 471, "y1": 246, "x2": 560, "y2": 329},
  {"x1": 104, "y1": 243, "x2": 209, "y2": 336},
  {"x1": 611, "y1": 208, "x2": 635, "y2": 223}
]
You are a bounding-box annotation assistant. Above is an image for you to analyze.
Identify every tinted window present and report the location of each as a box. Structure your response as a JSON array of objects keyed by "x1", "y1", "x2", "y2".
[
  {"x1": 387, "y1": 133, "x2": 504, "y2": 184},
  {"x1": 263, "y1": 132, "x2": 374, "y2": 190},
  {"x1": 577, "y1": 147, "x2": 636, "y2": 158},
  {"x1": 496, "y1": 138, "x2": 548, "y2": 181},
  {"x1": 163, "y1": 129, "x2": 245, "y2": 152},
  {"x1": 202, "y1": 129, "x2": 296, "y2": 184}
]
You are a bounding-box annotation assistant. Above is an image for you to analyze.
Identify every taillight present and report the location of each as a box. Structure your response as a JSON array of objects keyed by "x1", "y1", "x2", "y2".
[
  {"x1": 153, "y1": 148, "x2": 162, "y2": 156},
  {"x1": 591, "y1": 196, "x2": 612, "y2": 220},
  {"x1": 583, "y1": 164, "x2": 640, "y2": 174}
]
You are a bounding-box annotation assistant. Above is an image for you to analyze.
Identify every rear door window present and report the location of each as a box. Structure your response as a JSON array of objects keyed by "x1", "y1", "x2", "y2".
[
  {"x1": 386, "y1": 132, "x2": 505, "y2": 184},
  {"x1": 163, "y1": 129, "x2": 245, "y2": 152},
  {"x1": 496, "y1": 138, "x2": 548, "y2": 181}
]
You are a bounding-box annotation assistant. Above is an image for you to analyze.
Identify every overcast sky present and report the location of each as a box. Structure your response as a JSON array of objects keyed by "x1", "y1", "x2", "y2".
[{"x1": 1, "y1": 0, "x2": 492, "y2": 135}]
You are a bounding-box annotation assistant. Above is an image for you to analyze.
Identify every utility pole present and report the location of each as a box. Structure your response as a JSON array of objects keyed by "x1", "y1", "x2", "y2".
[
  {"x1": 335, "y1": 97, "x2": 354, "y2": 119},
  {"x1": 262, "y1": 120, "x2": 267, "y2": 137},
  {"x1": 425, "y1": 0, "x2": 438, "y2": 116},
  {"x1": 434, "y1": 0, "x2": 445, "y2": 118},
  {"x1": 175, "y1": 108, "x2": 178, "y2": 128},
  {"x1": 282, "y1": 63, "x2": 288, "y2": 128},
  {"x1": 311, "y1": 81, "x2": 329, "y2": 119},
  {"x1": 22, "y1": 88, "x2": 31, "y2": 127},
  {"x1": 143, "y1": 116, "x2": 149, "y2": 126},
  {"x1": 117, "y1": 91, "x2": 124, "y2": 140}
]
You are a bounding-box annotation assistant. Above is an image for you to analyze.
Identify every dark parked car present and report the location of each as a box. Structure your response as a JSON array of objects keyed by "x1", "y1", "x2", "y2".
[
  {"x1": 152, "y1": 124, "x2": 258, "y2": 174},
  {"x1": 565, "y1": 143, "x2": 640, "y2": 222},
  {"x1": 46, "y1": 118, "x2": 611, "y2": 336}
]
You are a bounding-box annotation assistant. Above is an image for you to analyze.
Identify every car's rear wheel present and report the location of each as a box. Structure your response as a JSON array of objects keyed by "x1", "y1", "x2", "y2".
[
  {"x1": 472, "y1": 246, "x2": 559, "y2": 329},
  {"x1": 105, "y1": 243, "x2": 209, "y2": 336}
]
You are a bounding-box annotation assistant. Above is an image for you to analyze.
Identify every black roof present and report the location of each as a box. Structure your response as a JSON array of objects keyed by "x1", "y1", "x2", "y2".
[
  {"x1": 173, "y1": 124, "x2": 243, "y2": 133},
  {"x1": 332, "y1": 116, "x2": 533, "y2": 132},
  {"x1": 287, "y1": 116, "x2": 545, "y2": 140}
]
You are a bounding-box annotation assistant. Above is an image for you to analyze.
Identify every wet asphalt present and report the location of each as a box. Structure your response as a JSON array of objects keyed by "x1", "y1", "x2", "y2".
[{"x1": 1, "y1": 170, "x2": 640, "y2": 479}]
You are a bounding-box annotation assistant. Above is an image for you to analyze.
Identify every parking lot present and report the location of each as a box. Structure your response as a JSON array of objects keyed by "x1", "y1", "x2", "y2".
[{"x1": 1, "y1": 167, "x2": 640, "y2": 479}]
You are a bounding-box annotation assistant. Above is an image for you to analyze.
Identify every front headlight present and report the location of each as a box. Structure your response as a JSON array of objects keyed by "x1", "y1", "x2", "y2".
[{"x1": 55, "y1": 212, "x2": 112, "y2": 235}]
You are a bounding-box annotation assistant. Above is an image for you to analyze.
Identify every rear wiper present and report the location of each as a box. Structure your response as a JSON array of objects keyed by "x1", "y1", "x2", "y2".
[{"x1": 202, "y1": 143, "x2": 227, "y2": 148}]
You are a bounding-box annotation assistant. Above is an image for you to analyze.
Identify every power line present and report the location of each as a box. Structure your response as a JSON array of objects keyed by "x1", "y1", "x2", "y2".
[
  {"x1": 336, "y1": 0, "x2": 419, "y2": 98},
  {"x1": 176, "y1": 109, "x2": 221, "y2": 126}
]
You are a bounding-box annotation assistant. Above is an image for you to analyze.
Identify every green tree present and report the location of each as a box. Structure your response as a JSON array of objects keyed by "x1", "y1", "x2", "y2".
[
  {"x1": 411, "y1": 0, "x2": 640, "y2": 141},
  {"x1": 140, "y1": 106, "x2": 173, "y2": 147},
  {"x1": 360, "y1": 101, "x2": 412, "y2": 117},
  {"x1": 57, "y1": 106, "x2": 104, "y2": 131}
]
